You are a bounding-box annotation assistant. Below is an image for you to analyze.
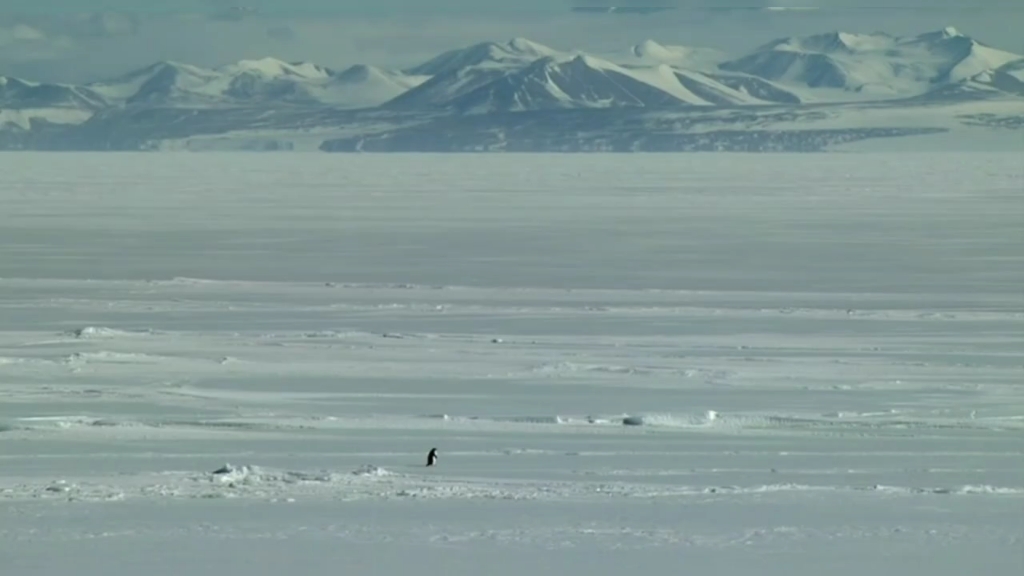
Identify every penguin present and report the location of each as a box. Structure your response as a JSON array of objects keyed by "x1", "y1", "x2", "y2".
[{"x1": 426, "y1": 447, "x2": 438, "y2": 467}]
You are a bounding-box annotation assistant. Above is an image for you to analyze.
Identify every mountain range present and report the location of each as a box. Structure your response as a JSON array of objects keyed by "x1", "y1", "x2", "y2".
[{"x1": 1, "y1": 26, "x2": 1021, "y2": 152}]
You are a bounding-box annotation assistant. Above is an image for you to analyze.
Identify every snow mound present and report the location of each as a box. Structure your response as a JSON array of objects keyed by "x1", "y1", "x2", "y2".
[
  {"x1": 66, "y1": 326, "x2": 155, "y2": 338},
  {"x1": 208, "y1": 463, "x2": 341, "y2": 486},
  {"x1": 623, "y1": 410, "x2": 719, "y2": 427},
  {"x1": 6, "y1": 415, "x2": 158, "y2": 432},
  {"x1": 485, "y1": 415, "x2": 569, "y2": 424},
  {"x1": 63, "y1": 351, "x2": 162, "y2": 364},
  {"x1": 351, "y1": 465, "x2": 394, "y2": 477},
  {"x1": 210, "y1": 463, "x2": 257, "y2": 483},
  {"x1": 45, "y1": 480, "x2": 77, "y2": 493},
  {"x1": 70, "y1": 326, "x2": 123, "y2": 338},
  {"x1": 954, "y1": 485, "x2": 1024, "y2": 495},
  {"x1": 869, "y1": 484, "x2": 1024, "y2": 496}
]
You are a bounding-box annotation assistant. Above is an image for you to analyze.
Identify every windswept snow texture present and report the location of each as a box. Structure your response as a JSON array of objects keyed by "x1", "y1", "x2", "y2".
[{"x1": 1, "y1": 154, "x2": 1022, "y2": 576}]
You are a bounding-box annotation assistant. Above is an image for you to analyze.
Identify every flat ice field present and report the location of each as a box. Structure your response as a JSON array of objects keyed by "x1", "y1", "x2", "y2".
[{"x1": 1, "y1": 153, "x2": 1021, "y2": 575}]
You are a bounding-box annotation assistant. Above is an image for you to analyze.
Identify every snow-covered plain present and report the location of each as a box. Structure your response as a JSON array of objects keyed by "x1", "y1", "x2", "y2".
[{"x1": 1, "y1": 153, "x2": 1022, "y2": 575}]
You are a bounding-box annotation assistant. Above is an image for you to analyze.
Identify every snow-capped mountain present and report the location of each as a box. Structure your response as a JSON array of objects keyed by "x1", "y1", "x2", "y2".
[
  {"x1": 1, "y1": 76, "x2": 106, "y2": 110},
  {"x1": 404, "y1": 38, "x2": 564, "y2": 76},
  {"x1": 419, "y1": 54, "x2": 794, "y2": 113},
  {"x1": 386, "y1": 39, "x2": 799, "y2": 112},
  {"x1": 0, "y1": 76, "x2": 106, "y2": 131},
  {"x1": 385, "y1": 39, "x2": 571, "y2": 110},
  {"x1": 718, "y1": 27, "x2": 1024, "y2": 100},
  {"x1": 0, "y1": 27, "x2": 1021, "y2": 151},
  {"x1": 86, "y1": 58, "x2": 427, "y2": 109},
  {"x1": 88, "y1": 61, "x2": 225, "y2": 105}
]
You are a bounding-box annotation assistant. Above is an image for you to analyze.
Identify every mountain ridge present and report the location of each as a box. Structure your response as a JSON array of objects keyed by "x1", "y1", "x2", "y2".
[
  {"x1": 1, "y1": 26, "x2": 1021, "y2": 151},
  {"x1": 3, "y1": 27, "x2": 1020, "y2": 112}
]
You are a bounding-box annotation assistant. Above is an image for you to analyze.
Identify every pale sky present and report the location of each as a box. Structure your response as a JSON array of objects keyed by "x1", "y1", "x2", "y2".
[
  {"x1": 1, "y1": 2, "x2": 1020, "y2": 82},
  {"x1": 3, "y1": 1, "x2": 1021, "y2": 13}
]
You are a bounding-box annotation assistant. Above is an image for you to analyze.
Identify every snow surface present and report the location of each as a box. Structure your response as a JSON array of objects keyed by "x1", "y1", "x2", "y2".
[{"x1": 1, "y1": 153, "x2": 1022, "y2": 575}]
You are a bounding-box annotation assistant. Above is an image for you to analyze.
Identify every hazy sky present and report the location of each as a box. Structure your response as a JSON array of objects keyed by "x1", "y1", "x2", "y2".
[
  {"x1": 3, "y1": 1, "x2": 1021, "y2": 13},
  {"x1": 1, "y1": 2, "x2": 1020, "y2": 82}
]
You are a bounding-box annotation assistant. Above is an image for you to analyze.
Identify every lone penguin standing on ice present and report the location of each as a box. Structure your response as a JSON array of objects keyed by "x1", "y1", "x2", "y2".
[{"x1": 426, "y1": 448, "x2": 438, "y2": 467}]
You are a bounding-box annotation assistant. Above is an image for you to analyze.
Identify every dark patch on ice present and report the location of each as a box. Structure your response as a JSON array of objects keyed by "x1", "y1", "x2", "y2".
[
  {"x1": 45, "y1": 481, "x2": 73, "y2": 493},
  {"x1": 622, "y1": 411, "x2": 720, "y2": 427}
]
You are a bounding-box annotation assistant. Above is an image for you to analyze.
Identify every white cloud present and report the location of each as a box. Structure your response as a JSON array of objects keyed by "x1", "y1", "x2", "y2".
[
  {"x1": 0, "y1": 24, "x2": 45, "y2": 48},
  {"x1": 0, "y1": 23, "x2": 78, "y2": 68},
  {"x1": 11, "y1": 23, "x2": 47, "y2": 41}
]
